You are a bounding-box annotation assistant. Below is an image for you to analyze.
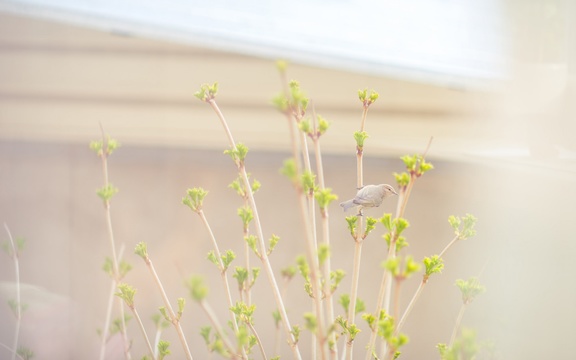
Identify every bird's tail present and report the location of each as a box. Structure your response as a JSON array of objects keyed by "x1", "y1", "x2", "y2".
[{"x1": 340, "y1": 200, "x2": 356, "y2": 211}]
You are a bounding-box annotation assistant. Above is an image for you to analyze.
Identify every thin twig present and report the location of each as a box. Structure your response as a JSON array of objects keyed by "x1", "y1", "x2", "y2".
[
  {"x1": 201, "y1": 301, "x2": 238, "y2": 358},
  {"x1": 206, "y1": 98, "x2": 302, "y2": 359},
  {"x1": 143, "y1": 255, "x2": 193, "y2": 360}
]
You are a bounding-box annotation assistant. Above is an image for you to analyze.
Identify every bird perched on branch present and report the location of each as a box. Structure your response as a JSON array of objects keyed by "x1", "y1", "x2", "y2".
[{"x1": 340, "y1": 184, "x2": 398, "y2": 215}]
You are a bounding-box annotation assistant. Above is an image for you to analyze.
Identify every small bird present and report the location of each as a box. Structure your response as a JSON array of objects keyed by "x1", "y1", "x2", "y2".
[{"x1": 340, "y1": 184, "x2": 398, "y2": 215}]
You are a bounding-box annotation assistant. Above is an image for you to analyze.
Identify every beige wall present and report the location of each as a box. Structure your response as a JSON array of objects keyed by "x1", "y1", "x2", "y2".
[{"x1": 1, "y1": 137, "x2": 575, "y2": 359}]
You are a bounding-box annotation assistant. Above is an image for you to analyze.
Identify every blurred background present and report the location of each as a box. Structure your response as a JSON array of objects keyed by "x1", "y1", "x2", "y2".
[{"x1": 1, "y1": 0, "x2": 575, "y2": 359}]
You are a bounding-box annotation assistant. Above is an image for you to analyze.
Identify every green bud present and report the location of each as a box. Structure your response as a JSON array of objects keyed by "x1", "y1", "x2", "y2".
[
  {"x1": 317, "y1": 115, "x2": 330, "y2": 135},
  {"x1": 393, "y1": 172, "x2": 411, "y2": 188},
  {"x1": 97, "y1": 184, "x2": 119, "y2": 202},
  {"x1": 290, "y1": 324, "x2": 301, "y2": 343},
  {"x1": 224, "y1": 143, "x2": 249, "y2": 164},
  {"x1": 304, "y1": 312, "x2": 317, "y2": 332},
  {"x1": 364, "y1": 217, "x2": 378, "y2": 237},
  {"x1": 330, "y1": 269, "x2": 346, "y2": 293},
  {"x1": 182, "y1": 187, "x2": 208, "y2": 212},
  {"x1": 177, "y1": 297, "x2": 185, "y2": 319},
  {"x1": 157, "y1": 340, "x2": 171, "y2": 360},
  {"x1": 268, "y1": 234, "x2": 280, "y2": 255},
  {"x1": 115, "y1": 283, "x2": 136, "y2": 308},
  {"x1": 134, "y1": 242, "x2": 148, "y2": 259},
  {"x1": 245, "y1": 235, "x2": 259, "y2": 256},
  {"x1": 354, "y1": 131, "x2": 369, "y2": 149},
  {"x1": 318, "y1": 243, "x2": 330, "y2": 266},
  {"x1": 276, "y1": 59, "x2": 288, "y2": 72},
  {"x1": 315, "y1": 188, "x2": 338, "y2": 210},
  {"x1": 272, "y1": 310, "x2": 282, "y2": 327},
  {"x1": 207, "y1": 251, "x2": 219, "y2": 267},
  {"x1": 281, "y1": 265, "x2": 297, "y2": 279},
  {"x1": 186, "y1": 276, "x2": 209, "y2": 302},
  {"x1": 456, "y1": 277, "x2": 486, "y2": 304},
  {"x1": 423, "y1": 255, "x2": 444, "y2": 278},
  {"x1": 194, "y1": 82, "x2": 218, "y2": 101},
  {"x1": 221, "y1": 250, "x2": 236, "y2": 269},
  {"x1": 272, "y1": 93, "x2": 289, "y2": 112},
  {"x1": 200, "y1": 326, "x2": 212, "y2": 345},
  {"x1": 298, "y1": 119, "x2": 312, "y2": 135},
  {"x1": 345, "y1": 216, "x2": 358, "y2": 237},
  {"x1": 339, "y1": 294, "x2": 350, "y2": 313},
  {"x1": 233, "y1": 266, "x2": 248, "y2": 289},
  {"x1": 280, "y1": 158, "x2": 298, "y2": 183},
  {"x1": 301, "y1": 171, "x2": 317, "y2": 193}
]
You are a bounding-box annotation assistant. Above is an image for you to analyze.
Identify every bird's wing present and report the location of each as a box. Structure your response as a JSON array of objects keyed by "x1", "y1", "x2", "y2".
[{"x1": 353, "y1": 187, "x2": 378, "y2": 206}]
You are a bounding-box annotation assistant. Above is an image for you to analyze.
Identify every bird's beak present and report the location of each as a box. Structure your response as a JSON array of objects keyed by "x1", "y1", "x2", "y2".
[{"x1": 392, "y1": 189, "x2": 398, "y2": 195}]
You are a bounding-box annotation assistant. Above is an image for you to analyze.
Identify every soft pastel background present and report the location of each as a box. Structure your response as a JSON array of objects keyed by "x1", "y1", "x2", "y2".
[{"x1": 1, "y1": 1, "x2": 575, "y2": 359}]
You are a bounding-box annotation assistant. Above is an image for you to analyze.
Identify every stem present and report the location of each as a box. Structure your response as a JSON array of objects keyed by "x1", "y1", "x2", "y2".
[
  {"x1": 345, "y1": 236, "x2": 363, "y2": 360},
  {"x1": 206, "y1": 98, "x2": 302, "y2": 359},
  {"x1": 143, "y1": 255, "x2": 193, "y2": 360},
  {"x1": 153, "y1": 328, "x2": 162, "y2": 359},
  {"x1": 4, "y1": 224, "x2": 20, "y2": 360},
  {"x1": 130, "y1": 306, "x2": 155, "y2": 359},
  {"x1": 438, "y1": 235, "x2": 459, "y2": 259},
  {"x1": 200, "y1": 301, "x2": 238, "y2": 358},
  {"x1": 97, "y1": 126, "x2": 131, "y2": 360},
  {"x1": 0, "y1": 343, "x2": 24, "y2": 360},
  {"x1": 346, "y1": 103, "x2": 369, "y2": 360},
  {"x1": 247, "y1": 322, "x2": 268, "y2": 360},
  {"x1": 197, "y1": 210, "x2": 246, "y2": 359},
  {"x1": 449, "y1": 304, "x2": 467, "y2": 348},
  {"x1": 396, "y1": 279, "x2": 425, "y2": 334}
]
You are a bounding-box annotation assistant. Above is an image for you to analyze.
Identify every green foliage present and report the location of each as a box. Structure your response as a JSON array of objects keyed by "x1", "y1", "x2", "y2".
[
  {"x1": 383, "y1": 233, "x2": 409, "y2": 254},
  {"x1": 97, "y1": 184, "x2": 119, "y2": 202},
  {"x1": 186, "y1": 276, "x2": 209, "y2": 302},
  {"x1": 303, "y1": 312, "x2": 317, "y2": 332},
  {"x1": 115, "y1": 283, "x2": 136, "y2": 308},
  {"x1": 353, "y1": 131, "x2": 369, "y2": 149},
  {"x1": 194, "y1": 82, "x2": 219, "y2": 101},
  {"x1": 401, "y1": 154, "x2": 434, "y2": 177},
  {"x1": 317, "y1": 115, "x2": 330, "y2": 135},
  {"x1": 437, "y1": 328, "x2": 480, "y2": 360},
  {"x1": 358, "y1": 89, "x2": 379, "y2": 105},
  {"x1": 221, "y1": 250, "x2": 236, "y2": 270},
  {"x1": 301, "y1": 171, "x2": 317, "y2": 194},
  {"x1": 296, "y1": 255, "x2": 310, "y2": 281},
  {"x1": 224, "y1": 143, "x2": 249, "y2": 165},
  {"x1": 456, "y1": 277, "x2": 486, "y2": 305},
  {"x1": 233, "y1": 266, "x2": 248, "y2": 290},
  {"x1": 8, "y1": 299, "x2": 28, "y2": 316},
  {"x1": 151, "y1": 313, "x2": 170, "y2": 330},
  {"x1": 200, "y1": 326, "x2": 212, "y2": 345},
  {"x1": 345, "y1": 216, "x2": 358, "y2": 237},
  {"x1": 335, "y1": 315, "x2": 361, "y2": 340},
  {"x1": 110, "y1": 314, "x2": 132, "y2": 335},
  {"x1": 281, "y1": 265, "x2": 297, "y2": 280},
  {"x1": 177, "y1": 297, "x2": 185, "y2": 320},
  {"x1": 207, "y1": 251, "x2": 219, "y2": 267},
  {"x1": 315, "y1": 188, "x2": 338, "y2": 210},
  {"x1": 290, "y1": 324, "x2": 301, "y2": 343},
  {"x1": 423, "y1": 255, "x2": 444, "y2": 280},
  {"x1": 393, "y1": 172, "x2": 411, "y2": 188},
  {"x1": 90, "y1": 135, "x2": 120, "y2": 157},
  {"x1": 318, "y1": 243, "x2": 330, "y2": 266},
  {"x1": 298, "y1": 118, "x2": 312, "y2": 135},
  {"x1": 158, "y1": 307, "x2": 170, "y2": 322},
  {"x1": 383, "y1": 256, "x2": 420, "y2": 280},
  {"x1": 229, "y1": 175, "x2": 260, "y2": 199},
  {"x1": 16, "y1": 347, "x2": 34, "y2": 360},
  {"x1": 272, "y1": 93, "x2": 289, "y2": 112},
  {"x1": 2, "y1": 236, "x2": 26, "y2": 257},
  {"x1": 330, "y1": 269, "x2": 346, "y2": 293},
  {"x1": 280, "y1": 158, "x2": 298, "y2": 183},
  {"x1": 364, "y1": 217, "x2": 378, "y2": 238},
  {"x1": 272, "y1": 310, "x2": 282, "y2": 328},
  {"x1": 134, "y1": 242, "x2": 148, "y2": 259},
  {"x1": 230, "y1": 301, "x2": 257, "y2": 324},
  {"x1": 237, "y1": 207, "x2": 254, "y2": 230},
  {"x1": 157, "y1": 340, "x2": 171, "y2": 360},
  {"x1": 182, "y1": 187, "x2": 209, "y2": 212},
  {"x1": 339, "y1": 294, "x2": 365, "y2": 315},
  {"x1": 245, "y1": 235, "x2": 259, "y2": 257},
  {"x1": 376, "y1": 313, "x2": 408, "y2": 353},
  {"x1": 288, "y1": 80, "x2": 309, "y2": 113},
  {"x1": 449, "y1": 214, "x2": 478, "y2": 240},
  {"x1": 268, "y1": 234, "x2": 280, "y2": 255},
  {"x1": 276, "y1": 59, "x2": 287, "y2": 72}
]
